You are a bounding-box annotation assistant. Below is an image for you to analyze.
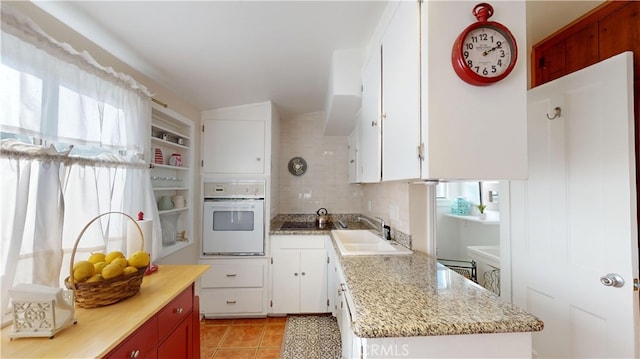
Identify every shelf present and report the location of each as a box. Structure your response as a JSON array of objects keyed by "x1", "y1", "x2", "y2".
[
  {"x1": 151, "y1": 137, "x2": 190, "y2": 151},
  {"x1": 160, "y1": 239, "x2": 192, "y2": 258},
  {"x1": 151, "y1": 163, "x2": 190, "y2": 171},
  {"x1": 158, "y1": 207, "x2": 189, "y2": 215},
  {"x1": 443, "y1": 212, "x2": 500, "y2": 224},
  {"x1": 152, "y1": 123, "x2": 191, "y2": 141},
  {"x1": 153, "y1": 186, "x2": 189, "y2": 191}
]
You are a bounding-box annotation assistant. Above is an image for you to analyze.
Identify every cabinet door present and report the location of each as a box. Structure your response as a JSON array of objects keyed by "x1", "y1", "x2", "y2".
[
  {"x1": 381, "y1": 1, "x2": 421, "y2": 181},
  {"x1": 299, "y1": 250, "x2": 328, "y2": 313},
  {"x1": 202, "y1": 119, "x2": 265, "y2": 174},
  {"x1": 359, "y1": 46, "x2": 382, "y2": 183},
  {"x1": 158, "y1": 314, "x2": 193, "y2": 359},
  {"x1": 271, "y1": 251, "x2": 301, "y2": 313},
  {"x1": 347, "y1": 126, "x2": 359, "y2": 183}
]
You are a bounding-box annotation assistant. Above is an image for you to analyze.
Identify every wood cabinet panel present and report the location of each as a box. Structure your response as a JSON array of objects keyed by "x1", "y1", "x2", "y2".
[
  {"x1": 599, "y1": 1, "x2": 640, "y2": 85},
  {"x1": 564, "y1": 22, "x2": 599, "y2": 74},
  {"x1": 158, "y1": 285, "x2": 193, "y2": 341},
  {"x1": 106, "y1": 316, "x2": 158, "y2": 359},
  {"x1": 158, "y1": 314, "x2": 193, "y2": 359}
]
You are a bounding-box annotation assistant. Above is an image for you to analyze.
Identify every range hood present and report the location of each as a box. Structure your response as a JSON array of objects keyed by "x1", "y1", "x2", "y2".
[{"x1": 323, "y1": 48, "x2": 363, "y2": 136}]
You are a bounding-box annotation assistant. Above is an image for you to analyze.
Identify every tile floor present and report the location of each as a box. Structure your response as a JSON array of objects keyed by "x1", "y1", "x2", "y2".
[{"x1": 200, "y1": 317, "x2": 287, "y2": 359}]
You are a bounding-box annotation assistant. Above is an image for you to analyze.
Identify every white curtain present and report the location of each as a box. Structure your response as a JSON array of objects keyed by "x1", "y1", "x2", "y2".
[{"x1": 0, "y1": 4, "x2": 159, "y2": 320}]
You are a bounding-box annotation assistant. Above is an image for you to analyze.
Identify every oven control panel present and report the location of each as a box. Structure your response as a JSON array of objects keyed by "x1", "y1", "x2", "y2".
[{"x1": 203, "y1": 181, "x2": 265, "y2": 198}]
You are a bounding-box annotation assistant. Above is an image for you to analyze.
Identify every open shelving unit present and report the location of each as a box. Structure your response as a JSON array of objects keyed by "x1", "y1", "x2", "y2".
[{"x1": 150, "y1": 102, "x2": 195, "y2": 259}]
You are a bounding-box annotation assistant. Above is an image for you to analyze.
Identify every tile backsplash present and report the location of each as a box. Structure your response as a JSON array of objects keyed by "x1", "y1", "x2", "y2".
[
  {"x1": 278, "y1": 112, "x2": 361, "y2": 214},
  {"x1": 277, "y1": 112, "x2": 414, "y2": 236}
]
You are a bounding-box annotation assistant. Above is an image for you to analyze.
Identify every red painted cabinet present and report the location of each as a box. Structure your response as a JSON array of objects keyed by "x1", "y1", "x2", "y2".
[{"x1": 106, "y1": 284, "x2": 198, "y2": 359}]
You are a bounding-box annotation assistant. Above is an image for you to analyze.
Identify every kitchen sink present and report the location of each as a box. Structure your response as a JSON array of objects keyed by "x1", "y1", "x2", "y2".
[{"x1": 332, "y1": 230, "x2": 412, "y2": 256}]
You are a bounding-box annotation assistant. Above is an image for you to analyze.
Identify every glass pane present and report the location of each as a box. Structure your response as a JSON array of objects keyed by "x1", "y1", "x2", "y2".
[{"x1": 213, "y1": 211, "x2": 254, "y2": 231}]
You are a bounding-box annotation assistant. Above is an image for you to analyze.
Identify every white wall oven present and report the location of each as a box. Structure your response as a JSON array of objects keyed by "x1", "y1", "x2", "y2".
[{"x1": 202, "y1": 181, "x2": 265, "y2": 256}]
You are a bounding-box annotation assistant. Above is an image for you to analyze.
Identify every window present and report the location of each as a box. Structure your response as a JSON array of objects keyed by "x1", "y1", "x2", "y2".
[{"x1": 1, "y1": 4, "x2": 156, "y2": 324}]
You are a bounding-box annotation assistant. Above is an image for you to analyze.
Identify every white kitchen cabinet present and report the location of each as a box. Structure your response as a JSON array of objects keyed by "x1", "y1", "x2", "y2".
[
  {"x1": 355, "y1": 1, "x2": 527, "y2": 181},
  {"x1": 270, "y1": 236, "x2": 329, "y2": 314},
  {"x1": 347, "y1": 125, "x2": 359, "y2": 183},
  {"x1": 358, "y1": 46, "x2": 382, "y2": 183},
  {"x1": 201, "y1": 101, "x2": 279, "y2": 176},
  {"x1": 356, "y1": 0, "x2": 421, "y2": 183},
  {"x1": 199, "y1": 258, "x2": 268, "y2": 317},
  {"x1": 201, "y1": 119, "x2": 265, "y2": 174},
  {"x1": 150, "y1": 103, "x2": 195, "y2": 259},
  {"x1": 380, "y1": 0, "x2": 421, "y2": 181}
]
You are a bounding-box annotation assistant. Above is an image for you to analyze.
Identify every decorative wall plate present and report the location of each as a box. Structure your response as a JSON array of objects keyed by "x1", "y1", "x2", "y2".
[{"x1": 288, "y1": 157, "x2": 307, "y2": 176}]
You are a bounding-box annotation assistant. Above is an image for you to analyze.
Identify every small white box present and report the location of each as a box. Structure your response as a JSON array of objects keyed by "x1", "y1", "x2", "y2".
[{"x1": 9, "y1": 284, "x2": 77, "y2": 339}]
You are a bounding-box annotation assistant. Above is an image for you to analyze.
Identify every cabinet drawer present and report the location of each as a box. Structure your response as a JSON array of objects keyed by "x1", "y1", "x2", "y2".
[
  {"x1": 200, "y1": 288, "x2": 265, "y2": 314},
  {"x1": 272, "y1": 235, "x2": 327, "y2": 249},
  {"x1": 158, "y1": 285, "x2": 193, "y2": 341},
  {"x1": 201, "y1": 262, "x2": 264, "y2": 288},
  {"x1": 106, "y1": 316, "x2": 158, "y2": 359}
]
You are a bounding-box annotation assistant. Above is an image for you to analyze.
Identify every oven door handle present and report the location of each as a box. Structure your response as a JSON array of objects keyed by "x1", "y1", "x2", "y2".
[{"x1": 206, "y1": 203, "x2": 260, "y2": 210}]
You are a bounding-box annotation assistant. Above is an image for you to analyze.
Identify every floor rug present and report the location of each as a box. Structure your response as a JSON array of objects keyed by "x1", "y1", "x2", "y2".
[{"x1": 280, "y1": 314, "x2": 342, "y2": 359}]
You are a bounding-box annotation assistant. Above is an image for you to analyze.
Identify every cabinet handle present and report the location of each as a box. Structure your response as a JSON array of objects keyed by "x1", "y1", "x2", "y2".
[
  {"x1": 301, "y1": 272, "x2": 306, "y2": 276},
  {"x1": 226, "y1": 300, "x2": 237, "y2": 304},
  {"x1": 294, "y1": 272, "x2": 298, "y2": 276},
  {"x1": 371, "y1": 121, "x2": 377, "y2": 127},
  {"x1": 175, "y1": 307, "x2": 183, "y2": 314},
  {"x1": 226, "y1": 273, "x2": 237, "y2": 277},
  {"x1": 129, "y1": 349, "x2": 140, "y2": 358},
  {"x1": 256, "y1": 157, "x2": 262, "y2": 161}
]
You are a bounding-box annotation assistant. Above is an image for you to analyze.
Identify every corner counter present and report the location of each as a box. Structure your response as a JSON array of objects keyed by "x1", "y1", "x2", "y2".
[{"x1": 1, "y1": 264, "x2": 209, "y2": 358}]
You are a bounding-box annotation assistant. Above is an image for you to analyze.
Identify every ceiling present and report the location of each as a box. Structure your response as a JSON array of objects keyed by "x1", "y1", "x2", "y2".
[{"x1": 33, "y1": 1, "x2": 603, "y2": 118}]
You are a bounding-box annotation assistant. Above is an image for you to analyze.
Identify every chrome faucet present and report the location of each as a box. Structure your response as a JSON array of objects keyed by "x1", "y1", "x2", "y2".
[
  {"x1": 357, "y1": 216, "x2": 385, "y2": 238},
  {"x1": 374, "y1": 216, "x2": 385, "y2": 234}
]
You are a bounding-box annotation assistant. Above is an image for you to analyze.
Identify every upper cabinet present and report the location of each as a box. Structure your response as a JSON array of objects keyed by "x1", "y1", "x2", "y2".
[
  {"x1": 358, "y1": 46, "x2": 382, "y2": 183},
  {"x1": 355, "y1": 1, "x2": 527, "y2": 182},
  {"x1": 201, "y1": 101, "x2": 278, "y2": 176},
  {"x1": 380, "y1": 1, "x2": 421, "y2": 181},
  {"x1": 202, "y1": 119, "x2": 265, "y2": 174}
]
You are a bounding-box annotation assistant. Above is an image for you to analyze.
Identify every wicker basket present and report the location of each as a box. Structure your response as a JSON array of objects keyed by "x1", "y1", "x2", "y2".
[{"x1": 64, "y1": 211, "x2": 146, "y2": 309}]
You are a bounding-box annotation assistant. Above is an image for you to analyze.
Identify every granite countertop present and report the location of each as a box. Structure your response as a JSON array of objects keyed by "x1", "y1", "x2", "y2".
[
  {"x1": 330, "y1": 235, "x2": 544, "y2": 338},
  {"x1": 269, "y1": 214, "x2": 543, "y2": 338}
]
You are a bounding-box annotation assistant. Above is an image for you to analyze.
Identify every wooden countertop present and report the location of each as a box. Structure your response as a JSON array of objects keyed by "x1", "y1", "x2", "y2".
[{"x1": 1, "y1": 264, "x2": 209, "y2": 358}]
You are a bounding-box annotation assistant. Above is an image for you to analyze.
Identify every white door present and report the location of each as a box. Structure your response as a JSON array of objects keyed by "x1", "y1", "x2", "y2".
[{"x1": 511, "y1": 52, "x2": 639, "y2": 358}]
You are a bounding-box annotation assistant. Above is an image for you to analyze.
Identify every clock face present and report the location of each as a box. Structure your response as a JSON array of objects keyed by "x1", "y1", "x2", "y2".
[{"x1": 462, "y1": 26, "x2": 514, "y2": 78}]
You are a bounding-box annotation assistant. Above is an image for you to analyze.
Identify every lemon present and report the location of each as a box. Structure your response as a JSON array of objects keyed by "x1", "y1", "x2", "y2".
[
  {"x1": 111, "y1": 257, "x2": 129, "y2": 269},
  {"x1": 127, "y1": 251, "x2": 150, "y2": 269},
  {"x1": 86, "y1": 274, "x2": 104, "y2": 283},
  {"x1": 102, "y1": 263, "x2": 124, "y2": 279},
  {"x1": 93, "y1": 261, "x2": 108, "y2": 274},
  {"x1": 123, "y1": 266, "x2": 139, "y2": 275},
  {"x1": 104, "y1": 251, "x2": 125, "y2": 264},
  {"x1": 73, "y1": 260, "x2": 95, "y2": 281},
  {"x1": 87, "y1": 252, "x2": 106, "y2": 264}
]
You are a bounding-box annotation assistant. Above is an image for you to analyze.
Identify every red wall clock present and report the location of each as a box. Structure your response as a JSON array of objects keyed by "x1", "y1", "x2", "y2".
[{"x1": 451, "y1": 3, "x2": 518, "y2": 86}]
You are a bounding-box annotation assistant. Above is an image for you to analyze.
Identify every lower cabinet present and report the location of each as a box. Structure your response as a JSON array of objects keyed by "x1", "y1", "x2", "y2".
[
  {"x1": 270, "y1": 235, "x2": 329, "y2": 314},
  {"x1": 106, "y1": 284, "x2": 197, "y2": 359},
  {"x1": 199, "y1": 258, "x2": 268, "y2": 317}
]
